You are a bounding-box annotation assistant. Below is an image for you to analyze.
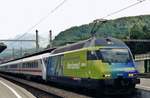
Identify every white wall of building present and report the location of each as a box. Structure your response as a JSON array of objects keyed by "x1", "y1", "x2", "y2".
[{"x1": 135, "y1": 61, "x2": 145, "y2": 73}]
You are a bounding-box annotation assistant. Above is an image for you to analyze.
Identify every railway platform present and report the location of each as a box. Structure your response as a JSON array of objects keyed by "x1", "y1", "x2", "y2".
[
  {"x1": 136, "y1": 78, "x2": 150, "y2": 91},
  {"x1": 0, "y1": 77, "x2": 35, "y2": 98}
]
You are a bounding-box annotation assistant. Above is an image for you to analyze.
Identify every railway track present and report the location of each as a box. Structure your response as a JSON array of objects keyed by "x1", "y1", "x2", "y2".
[
  {"x1": 0, "y1": 73, "x2": 91, "y2": 98},
  {"x1": 1, "y1": 73, "x2": 150, "y2": 98}
]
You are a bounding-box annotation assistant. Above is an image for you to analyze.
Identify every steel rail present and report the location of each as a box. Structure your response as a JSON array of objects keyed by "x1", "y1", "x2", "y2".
[{"x1": 0, "y1": 73, "x2": 91, "y2": 98}]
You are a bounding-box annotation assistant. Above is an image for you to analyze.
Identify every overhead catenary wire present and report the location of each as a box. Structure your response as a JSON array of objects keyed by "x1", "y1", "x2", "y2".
[
  {"x1": 90, "y1": 0, "x2": 146, "y2": 35},
  {"x1": 8, "y1": 0, "x2": 67, "y2": 49},
  {"x1": 15, "y1": 0, "x2": 68, "y2": 40},
  {"x1": 101, "y1": 0, "x2": 146, "y2": 19}
]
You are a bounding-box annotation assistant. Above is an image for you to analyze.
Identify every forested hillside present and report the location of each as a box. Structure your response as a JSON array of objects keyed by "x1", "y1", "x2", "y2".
[{"x1": 53, "y1": 15, "x2": 150, "y2": 46}]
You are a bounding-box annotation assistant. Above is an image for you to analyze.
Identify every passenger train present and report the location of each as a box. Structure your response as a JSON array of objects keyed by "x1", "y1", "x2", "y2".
[{"x1": 0, "y1": 37, "x2": 140, "y2": 94}]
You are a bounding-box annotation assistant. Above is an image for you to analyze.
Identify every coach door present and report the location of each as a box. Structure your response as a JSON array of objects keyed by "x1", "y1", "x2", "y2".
[
  {"x1": 47, "y1": 55, "x2": 64, "y2": 78},
  {"x1": 46, "y1": 57, "x2": 53, "y2": 77},
  {"x1": 54, "y1": 55, "x2": 63, "y2": 76}
]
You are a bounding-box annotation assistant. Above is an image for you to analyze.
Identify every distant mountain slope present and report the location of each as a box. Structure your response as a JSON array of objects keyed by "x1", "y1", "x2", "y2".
[
  {"x1": 0, "y1": 33, "x2": 48, "y2": 59},
  {"x1": 53, "y1": 15, "x2": 150, "y2": 46},
  {"x1": 6, "y1": 33, "x2": 48, "y2": 49}
]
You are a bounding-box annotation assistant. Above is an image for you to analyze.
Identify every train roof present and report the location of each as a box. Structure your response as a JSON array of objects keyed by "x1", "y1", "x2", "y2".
[{"x1": 52, "y1": 37, "x2": 127, "y2": 54}]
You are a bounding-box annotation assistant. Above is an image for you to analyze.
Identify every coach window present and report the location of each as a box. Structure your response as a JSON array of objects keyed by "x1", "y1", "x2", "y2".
[
  {"x1": 35, "y1": 61, "x2": 37, "y2": 68},
  {"x1": 22, "y1": 63, "x2": 24, "y2": 68},
  {"x1": 34, "y1": 62, "x2": 35, "y2": 68},
  {"x1": 26, "y1": 63, "x2": 28, "y2": 68},
  {"x1": 25, "y1": 63, "x2": 27, "y2": 68},
  {"x1": 33, "y1": 61, "x2": 35, "y2": 68},
  {"x1": 31, "y1": 62, "x2": 34, "y2": 68},
  {"x1": 28, "y1": 62, "x2": 30, "y2": 68},
  {"x1": 27, "y1": 63, "x2": 29, "y2": 68},
  {"x1": 29, "y1": 62, "x2": 31, "y2": 68},
  {"x1": 34, "y1": 61, "x2": 37, "y2": 68},
  {"x1": 32, "y1": 62, "x2": 34, "y2": 68},
  {"x1": 35, "y1": 61, "x2": 38, "y2": 68},
  {"x1": 30, "y1": 62, "x2": 31, "y2": 68},
  {"x1": 30, "y1": 62, "x2": 32, "y2": 68},
  {"x1": 34, "y1": 61, "x2": 36, "y2": 68},
  {"x1": 24, "y1": 63, "x2": 27, "y2": 68},
  {"x1": 24, "y1": 63, "x2": 26, "y2": 68}
]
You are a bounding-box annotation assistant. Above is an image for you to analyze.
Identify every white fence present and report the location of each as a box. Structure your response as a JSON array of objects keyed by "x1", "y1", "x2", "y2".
[{"x1": 135, "y1": 53, "x2": 150, "y2": 61}]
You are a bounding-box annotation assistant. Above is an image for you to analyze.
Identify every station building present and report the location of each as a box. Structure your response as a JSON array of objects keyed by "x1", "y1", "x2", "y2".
[{"x1": 135, "y1": 53, "x2": 150, "y2": 73}]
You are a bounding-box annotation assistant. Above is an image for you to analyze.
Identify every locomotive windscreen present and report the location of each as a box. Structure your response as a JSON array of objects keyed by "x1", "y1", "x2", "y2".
[
  {"x1": 100, "y1": 48, "x2": 132, "y2": 63},
  {"x1": 87, "y1": 48, "x2": 132, "y2": 63}
]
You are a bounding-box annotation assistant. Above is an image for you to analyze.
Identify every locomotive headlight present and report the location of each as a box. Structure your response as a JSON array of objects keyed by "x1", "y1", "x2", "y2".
[
  {"x1": 104, "y1": 74, "x2": 111, "y2": 77},
  {"x1": 128, "y1": 73, "x2": 134, "y2": 77}
]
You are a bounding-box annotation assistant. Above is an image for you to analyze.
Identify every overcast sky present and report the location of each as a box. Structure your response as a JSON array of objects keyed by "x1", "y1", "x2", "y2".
[{"x1": 0, "y1": 0, "x2": 149, "y2": 39}]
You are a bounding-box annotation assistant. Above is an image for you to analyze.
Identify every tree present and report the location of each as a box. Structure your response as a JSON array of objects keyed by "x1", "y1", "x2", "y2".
[{"x1": 130, "y1": 24, "x2": 144, "y2": 39}]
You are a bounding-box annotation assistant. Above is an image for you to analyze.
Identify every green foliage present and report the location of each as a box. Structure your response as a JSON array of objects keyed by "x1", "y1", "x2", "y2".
[{"x1": 53, "y1": 15, "x2": 150, "y2": 46}]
